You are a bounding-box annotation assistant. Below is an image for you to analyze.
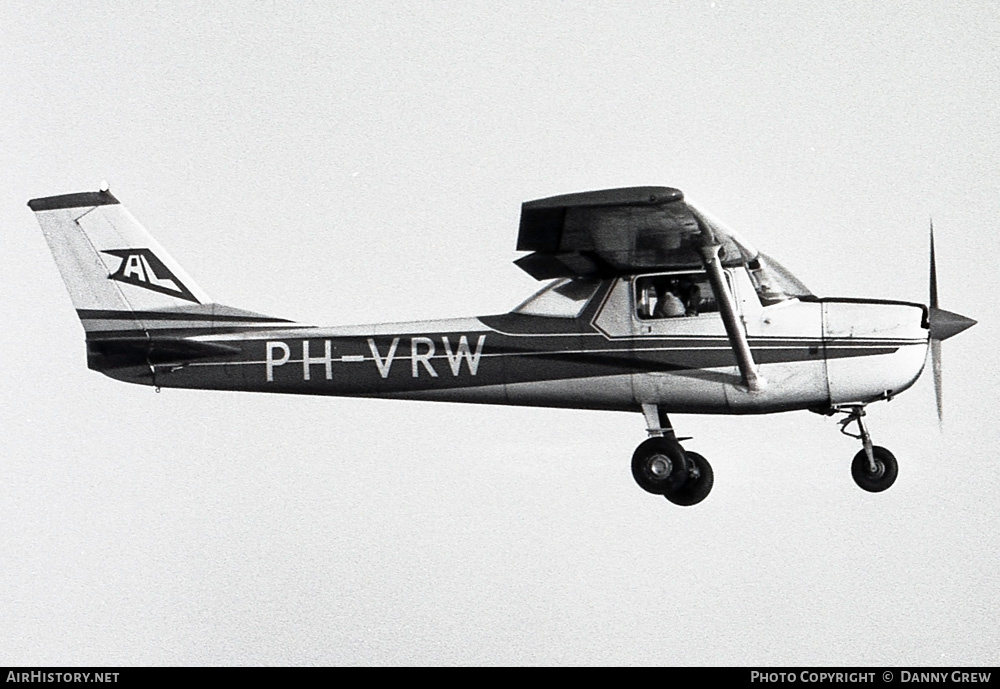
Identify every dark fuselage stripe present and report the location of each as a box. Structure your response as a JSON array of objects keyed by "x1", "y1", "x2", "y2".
[
  {"x1": 77, "y1": 309, "x2": 294, "y2": 323},
  {"x1": 169, "y1": 337, "x2": 915, "y2": 394}
]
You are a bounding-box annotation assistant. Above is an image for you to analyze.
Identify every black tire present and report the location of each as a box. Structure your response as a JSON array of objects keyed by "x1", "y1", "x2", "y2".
[
  {"x1": 664, "y1": 451, "x2": 714, "y2": 506},
  {"x1": 631, "y1": 437, "x2": 689, "y2": 495},
  {"x1": 851, "y1": 446, "x2": 898, "y2": 493}
]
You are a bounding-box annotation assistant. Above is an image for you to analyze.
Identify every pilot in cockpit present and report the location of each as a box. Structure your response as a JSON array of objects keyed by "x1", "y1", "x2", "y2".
[{"x1": 653, "y1": 279, "x2": 686, "y2": 318}]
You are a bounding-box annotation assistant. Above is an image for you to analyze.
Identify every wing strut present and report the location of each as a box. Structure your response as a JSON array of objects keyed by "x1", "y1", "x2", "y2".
[{"x1": 695, "y1": 216, "x2": 765, "y2": 393}]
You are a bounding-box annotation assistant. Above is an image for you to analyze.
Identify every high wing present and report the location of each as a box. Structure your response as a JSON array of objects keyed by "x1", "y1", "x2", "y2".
[
  {"x1": 516, "y1": 185, "x2": 768, "y2": 391},
  {"x1": 515, "y1": 186, "x2": 758, "y2": 279}
]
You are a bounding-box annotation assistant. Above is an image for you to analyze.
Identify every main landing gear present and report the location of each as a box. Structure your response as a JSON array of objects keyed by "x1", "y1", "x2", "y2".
[
  {"x1": 633, "y1": 405, "x2": 714, "y2": 506},
  {"x1": 836, "y1": 405, "x2": 898, "y2": 493}
]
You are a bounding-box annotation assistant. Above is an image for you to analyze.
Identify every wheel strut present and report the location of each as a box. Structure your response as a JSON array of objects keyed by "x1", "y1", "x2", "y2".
[
  {"x1": 837, "y1": 405, "x2": 878, "y2": 473},
  {"x1": 641, "y1": 403, "x2": 690, "y2": 442},
  {"x1": 832, "y1": 404, "x2": 899, "y2": 493}
]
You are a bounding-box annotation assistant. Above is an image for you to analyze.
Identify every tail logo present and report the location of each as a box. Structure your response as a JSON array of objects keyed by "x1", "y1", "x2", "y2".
[{"x1": 102, "y1": 249, "x2": 199, "y2": 303}]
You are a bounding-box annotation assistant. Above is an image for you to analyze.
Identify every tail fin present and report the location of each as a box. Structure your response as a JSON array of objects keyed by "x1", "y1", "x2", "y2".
[
  {"x1": 30, "y1": 189, "x2": 294, "y2": 379},
  {"x1": 29, "y1": 190, "x2": 214, "y2": 330}
]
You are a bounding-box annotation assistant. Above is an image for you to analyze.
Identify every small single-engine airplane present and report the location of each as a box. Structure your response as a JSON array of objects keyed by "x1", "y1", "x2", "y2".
[{"x1": 30, "y1": 186, "x2": 975, "y2": 505}]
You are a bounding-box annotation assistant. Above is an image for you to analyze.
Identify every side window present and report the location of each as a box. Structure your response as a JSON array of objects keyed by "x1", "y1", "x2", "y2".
[
  {"x1": 513, "y1": 277, "x2": 601, "y2": 318},
  {"x1": 634, "y1": 272, "x2": 718, "y2": 320}
]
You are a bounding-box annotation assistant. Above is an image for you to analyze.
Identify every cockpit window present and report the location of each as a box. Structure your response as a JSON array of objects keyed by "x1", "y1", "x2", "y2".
[
  {"x1": 747, "y1": 253, "x2": 812, "y2": 306},
  {"x1": 512, "y1": 278, "x2": 601, "y2": 318},
  {"x1": 635, "y1": 271, "x2": 719, "y2": 319}
]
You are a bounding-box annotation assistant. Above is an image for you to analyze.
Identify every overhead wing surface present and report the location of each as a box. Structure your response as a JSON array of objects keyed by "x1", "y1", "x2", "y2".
[{"x1": 515, "y1": 186, "x2": 753, "y2": 279}]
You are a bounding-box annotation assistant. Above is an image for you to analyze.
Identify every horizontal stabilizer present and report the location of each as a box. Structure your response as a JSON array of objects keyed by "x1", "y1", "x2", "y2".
[{"x1": 86, "y1": 336, "x2": 241, "y2": 371}]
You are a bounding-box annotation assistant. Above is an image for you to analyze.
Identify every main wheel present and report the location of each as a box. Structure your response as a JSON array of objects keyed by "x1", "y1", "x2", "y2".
[
  {"x1": 851, "y1": 446, "x2": 898, "y2": 493},
  {"x1": 664, "y1": 451, "x2": 714, "y2": 506},
  {"x1": 631, "y1": 437, "x2": 689, "y2": 495}
]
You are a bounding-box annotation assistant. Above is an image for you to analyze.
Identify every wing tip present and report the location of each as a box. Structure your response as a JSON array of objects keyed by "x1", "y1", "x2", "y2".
[{"x1": 522, "y1": 186, "x2": 684, "y2": 211}]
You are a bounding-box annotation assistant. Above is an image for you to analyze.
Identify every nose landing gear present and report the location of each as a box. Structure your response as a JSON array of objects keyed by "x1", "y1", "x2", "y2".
[
  {"x1": 837, "y1": 405, "x2": 898, "y2": 493},
  {"x1": 633, "y1": 405, "x2": 714, "y2": 506}
]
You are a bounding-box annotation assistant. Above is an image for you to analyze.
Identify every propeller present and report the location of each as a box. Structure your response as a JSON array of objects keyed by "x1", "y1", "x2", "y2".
[{"x1": 925, "y1": 220, "x2": 977, "y2": 425}]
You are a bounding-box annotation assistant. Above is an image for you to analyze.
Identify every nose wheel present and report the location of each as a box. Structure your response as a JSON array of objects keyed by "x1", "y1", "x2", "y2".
[
  {"x1": 838, "y1": 405, "x2": 898, "y2": 493},
  {"x1": 633, "y1": 405, "x2": 714, "y2": 506}
]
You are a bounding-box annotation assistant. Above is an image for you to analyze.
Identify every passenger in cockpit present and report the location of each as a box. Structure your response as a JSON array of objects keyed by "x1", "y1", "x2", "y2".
[{"x1": 677, "y1": 277, "x2": 702, "y2": 316}]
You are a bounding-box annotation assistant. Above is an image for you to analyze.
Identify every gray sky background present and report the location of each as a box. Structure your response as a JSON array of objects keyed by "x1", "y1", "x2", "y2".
[{"x1": 2, "y1": 0, "x2": 998, "y2": 666}]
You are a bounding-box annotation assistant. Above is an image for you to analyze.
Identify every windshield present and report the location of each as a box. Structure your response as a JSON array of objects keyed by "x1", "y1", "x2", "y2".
[
  {"x1": 512, "y1": 278, "x2": 601, "y2": 318},
  {"x1": 747, "y1": 253, "x2": 812, "y2": 305}
]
